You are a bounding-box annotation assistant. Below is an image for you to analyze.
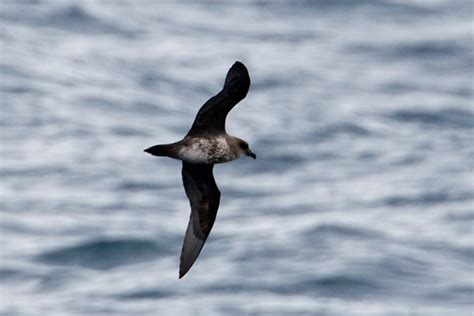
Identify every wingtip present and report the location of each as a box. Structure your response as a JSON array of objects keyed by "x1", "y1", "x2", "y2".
[
  {"x1": 179, "y1": 263, "x2": 192, "y2": 279},
  {"x1": 231, "y1": 61, "x2": 248, "y2": 73},
  {"x1": 233, "y1": 60, "x2": 245, "y2": 67},
  {"x1": 224, "y1": 61, "x2": 250, "y2": 96}
]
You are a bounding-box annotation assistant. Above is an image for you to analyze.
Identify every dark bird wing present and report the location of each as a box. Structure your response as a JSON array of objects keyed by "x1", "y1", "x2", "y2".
[
  {"x1": 186, "y1": 61, "x2": 250, "y2": 136},
  {"x1": 179, "y1": 161, "x2": 221, "y2": 278}
]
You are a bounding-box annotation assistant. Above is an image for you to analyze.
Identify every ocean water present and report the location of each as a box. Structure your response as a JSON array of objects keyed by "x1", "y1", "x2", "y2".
[{"x1": 1, "y1": 0, "x2": 473, "y2": 315}]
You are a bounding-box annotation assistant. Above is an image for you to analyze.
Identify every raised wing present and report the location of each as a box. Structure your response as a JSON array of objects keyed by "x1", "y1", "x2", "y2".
[
  {"x1": 179, "y1": 161, "x2": 221, "y2": 278},
  {"x1": 186, "y1": 61, "x2": 250, "y2": 136}
]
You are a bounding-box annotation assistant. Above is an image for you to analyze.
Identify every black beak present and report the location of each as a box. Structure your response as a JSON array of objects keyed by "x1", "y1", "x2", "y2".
[{"x1": 247, "y1": 151, "x2": 256, "y2": 159}]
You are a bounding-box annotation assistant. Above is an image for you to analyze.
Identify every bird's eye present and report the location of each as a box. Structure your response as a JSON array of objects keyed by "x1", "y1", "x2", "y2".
[{"x1": 239, "y1": 142, "x2": 248, "y2": 149}]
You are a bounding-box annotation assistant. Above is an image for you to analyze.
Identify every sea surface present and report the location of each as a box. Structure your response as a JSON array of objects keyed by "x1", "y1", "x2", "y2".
[{"x1": 1, "y1": 1, "x2": 473, "y2": 315}]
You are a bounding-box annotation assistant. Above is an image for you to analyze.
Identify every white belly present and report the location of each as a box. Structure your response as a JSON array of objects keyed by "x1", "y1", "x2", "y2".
[{"x1": 178, "y1": 136, "x2": 235, "y2": 164}]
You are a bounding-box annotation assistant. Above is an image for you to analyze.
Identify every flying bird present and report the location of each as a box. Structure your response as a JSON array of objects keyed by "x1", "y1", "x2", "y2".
[{"x1": 144, "y1": 61, "x2": 255, "y2": 278}]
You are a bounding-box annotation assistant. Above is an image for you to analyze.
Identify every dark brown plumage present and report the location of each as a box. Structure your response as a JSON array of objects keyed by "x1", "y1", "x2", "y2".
[
  {"x1": 179, "y1": 162, "x2": 220, "y2": 278},
  {"x1": 144, "y1": 61, "x2": 255, "y2": 278}
]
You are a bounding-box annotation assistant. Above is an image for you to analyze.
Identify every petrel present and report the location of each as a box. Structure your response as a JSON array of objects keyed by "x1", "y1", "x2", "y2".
[{"x1": 144, "y1": 61, "x2": 255, "y2": 278}]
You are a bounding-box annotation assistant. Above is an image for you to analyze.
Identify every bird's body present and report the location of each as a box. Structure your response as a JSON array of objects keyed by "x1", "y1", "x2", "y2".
[
  {"x1": 150, "y1": 134, "x2": 243, "y2": 164},
  {"x1": 144, "y1": 61, "x2": 255, "y2": 278},
  {"x1": 178, "y1": 134, "x2": 238, "y2": 164}
]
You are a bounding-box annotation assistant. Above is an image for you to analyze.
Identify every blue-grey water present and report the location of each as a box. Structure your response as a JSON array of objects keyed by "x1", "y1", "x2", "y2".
[{"x1": 1, "y1": 1, "x2": 473, "y2": 315}]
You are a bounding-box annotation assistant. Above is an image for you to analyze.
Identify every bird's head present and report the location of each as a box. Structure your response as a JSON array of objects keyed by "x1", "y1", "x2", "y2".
[{"x1": 236, "y1": 138, "x2": 256, "y2": 160}]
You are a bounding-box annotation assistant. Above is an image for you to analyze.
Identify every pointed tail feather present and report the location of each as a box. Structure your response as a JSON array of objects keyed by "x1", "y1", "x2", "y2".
[{"x1": 144, "y1": 144, "x2": 176, "y2": 157}]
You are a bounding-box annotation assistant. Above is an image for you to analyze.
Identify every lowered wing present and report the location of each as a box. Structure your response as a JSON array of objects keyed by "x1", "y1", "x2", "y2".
[{"x1": 179, "y1": 161, "x2": 221, "y2": 278}]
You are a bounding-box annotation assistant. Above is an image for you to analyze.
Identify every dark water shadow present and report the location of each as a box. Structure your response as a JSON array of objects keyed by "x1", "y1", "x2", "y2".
[
  {"x1": 114, "y1": 288, "x2": 172, "y2": 300},
  {"x1": 35, "y1": 238, "x2": 173, "y2": 270}
]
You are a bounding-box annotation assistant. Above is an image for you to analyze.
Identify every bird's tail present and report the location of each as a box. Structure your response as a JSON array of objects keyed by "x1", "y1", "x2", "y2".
[{"x1": 144, "y1": 143, "x2": 177, "y2": 157}]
